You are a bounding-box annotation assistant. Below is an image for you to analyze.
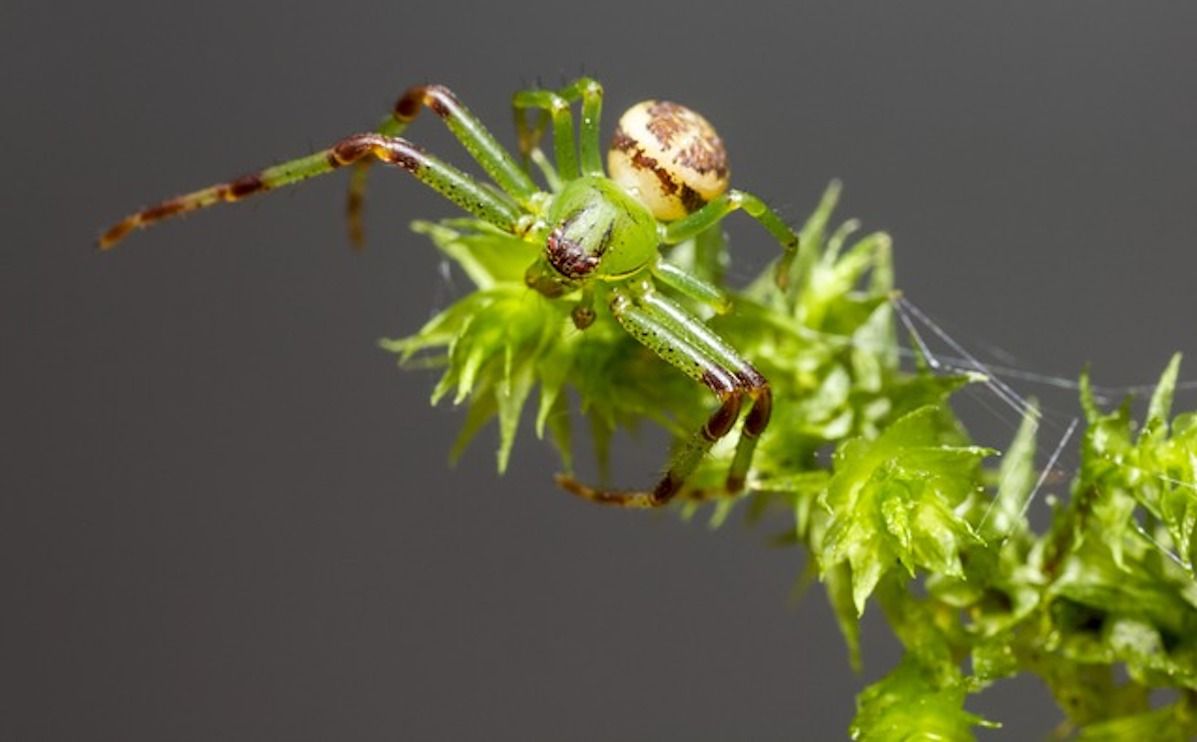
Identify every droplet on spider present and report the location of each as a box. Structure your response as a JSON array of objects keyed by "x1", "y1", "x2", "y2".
[{"x1": 607, "y1": 100, "x2": 731, "y2": 221}]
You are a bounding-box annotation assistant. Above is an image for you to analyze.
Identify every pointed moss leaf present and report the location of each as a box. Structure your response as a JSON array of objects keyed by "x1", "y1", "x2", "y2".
[
  {"x1": 388, "y1": 184, "x2": 1197, "y2": 740},
  {"x1": 881, "y1": 494, "x2": 913, "y2": 558},
  {"x1": 825, "y1": 562, "x2": 863, "y2": 670},
  {"x1": 1051, "y1": 538, "x2": 1197, "y2": 647},
  {"x1": 706, "y1": 498, "x2": 738, "y2": 529},
  {"x1": 1145, "y1": 353, "x2": 1182, "y2": 436},
  {"x1": 544, "y1": 395, "x2": 573, "y2": 472},
  {"x1": 986, "y1": 402, "x2": 1040, "y2": 540},
  {"x1": 449, "y1": 393, "x2": 498, "y2": 466},
  {"x1": 830, "y1": 232, "x2": 889, "y2": 295},
  {"x1": 1073, "y1": 356, "x2": 1197, "y2": 572},
  {"x1": 823, "y1": 218, "x2": 860, "y2": 266},
  {"x1": 869, "y1": 233, "x2": 894, "y2": 294},
  {"x1": 496, "y1": 355, "x2": 535, "y2": 473},
  {"x1": 876, "y1": 578, "x2": 957, "y2": 677},
  {"x1": 801, "y1": 180, "x2": 842, "y2": 258},
  {"x1": 822, "y1": 407, "x2": 989, "y2": 613},
  {"x1": 852, "y1": 302, "x2": 898, "y2": 392},
  {"x1": 784, "y1": 179, "x2": 842, "y2": 300},
  {"x1": 1078, "y1": 703, "x2": 1197, "y2": 742},
  {"x1": 1103, "y1": 616, "x2": 1197, "y2": 688},
  {"x1": 1079, "y1": 365, "x2": 1101, "y2": 423},
  {"x1": 800, "y1": 232, "x2": 893, "y2": 332},
  {"x1": 534, "y1": 336, "x2": 576, "y2": 438},
  {"x1": 971, "y1": 635, "x2": 1020, "y2": 684},
  {"x1": 454, "y1": 331, "x2": 496, "y2": 404},
  {"x1": 850, "y1": 657, "x2": 994, "y2": 742},
  {"x1": 881, "y1": 375, "x2": 975, "y2": 433},
  {"x1": 411, "y1": 219, "x2": 538, "y2": 289},
  {"x1": 753, "y1": 471, "x2": 831, "y2": 497}
]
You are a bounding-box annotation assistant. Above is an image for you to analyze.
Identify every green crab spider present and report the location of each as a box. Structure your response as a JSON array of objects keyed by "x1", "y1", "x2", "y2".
[{"x1": 99, "y1": 78, "x2": 800, "y2": 508}]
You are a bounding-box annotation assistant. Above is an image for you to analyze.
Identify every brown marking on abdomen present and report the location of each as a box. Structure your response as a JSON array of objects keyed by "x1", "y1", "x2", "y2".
[
  {"x1": 631, "y1": 149, "x2": 679, "y2": 197},
  {"x1": 679, "y1": 185, "x2": 705, "y2": 213},
  {"x1": 675, "y1": 138, "x2": 729, "y2": 179},
  {"x1": 645, "y1": 101, "x2": 688, "y2": 148},
  {"x1": 611, "y1": 126, "x2": 637, "y2": 153}
]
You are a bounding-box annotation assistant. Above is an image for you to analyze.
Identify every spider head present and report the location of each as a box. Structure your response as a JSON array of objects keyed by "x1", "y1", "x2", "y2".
[
  {"x1": 537, "y1": 177, "x2": 659, "y2": 289},
  {"x1": 607, "y1": 100, "x2": 731, "y2": 221}
]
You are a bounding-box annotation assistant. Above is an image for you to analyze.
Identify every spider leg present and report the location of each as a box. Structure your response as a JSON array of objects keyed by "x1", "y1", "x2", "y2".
[
  {"x1": 100, "y1": 133, "x2": 520, "y2": 249},
  {"x1": 513, "y1": 90, "x2": 578, "y2": 181},
  {"x1": 650, "y1": 258, "x2": 731, "y2": 314},
  {"x1": 512, "y1": 78, "x2": 604, "y2": 182},
  {"x1": 345, "y1": 84, "x2": 541, "y2": 245},
  {"x1": 633, "y1": 285, "x2": 771, "y2": 493},
  {"x1": 661, "y1": 189, "x2": 800, "y2": 290},
  {"x1": 527, "y1": 145, "x2": 563, "y2": 192},
  {"x1": 555, "y1": 282, "x2": 771, "y2": 507}
]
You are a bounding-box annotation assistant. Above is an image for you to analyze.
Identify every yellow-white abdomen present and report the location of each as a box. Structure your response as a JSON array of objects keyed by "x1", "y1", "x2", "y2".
[{"x1": 607, "y1": 100, "x2": 731, "y2": 221}]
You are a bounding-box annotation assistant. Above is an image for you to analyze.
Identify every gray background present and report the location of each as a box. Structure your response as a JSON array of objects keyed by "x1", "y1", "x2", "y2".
[{"x1": 4, "y1": 1, "x2": 1196, "y2": 739}]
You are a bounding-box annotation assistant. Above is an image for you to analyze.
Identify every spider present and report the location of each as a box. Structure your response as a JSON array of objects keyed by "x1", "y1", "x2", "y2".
[{"x1": 99, "y1": 78, "x2": 800, "y2": 508}]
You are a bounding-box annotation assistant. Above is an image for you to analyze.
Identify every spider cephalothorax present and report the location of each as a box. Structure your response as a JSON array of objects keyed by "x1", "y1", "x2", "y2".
[
  {"x1": 542, "y1": 176, "x2": 657, "y2": 282},
  {"x1": 100, "y1": 79, "x2": 800, "y2": 507}
]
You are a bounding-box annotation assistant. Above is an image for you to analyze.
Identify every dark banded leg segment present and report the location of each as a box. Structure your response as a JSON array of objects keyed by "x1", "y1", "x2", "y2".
[
  {"x1": 554, "y1": 286, "x2": 771, "y2": 508},
  {"x1": 345, "y1": 84, "x2": 540, "y2": 245},
  {"x1": 632, "y1": 284, "x2": 771, "y2": 493},
  {"x1": 725, "y1": 375, "x2": 771, "y2": 493},
  {"x1": 100, "y1": 133, "x2": 520, "y2": 249},
  {"x1": 661, "y1": 189, "x2": 800, "y2": 290}
]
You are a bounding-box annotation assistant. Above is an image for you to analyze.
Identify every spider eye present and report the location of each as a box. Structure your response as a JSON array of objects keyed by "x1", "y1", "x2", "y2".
[{"x1": 607, "y1": 100, "x2": 730, "y2": 221}]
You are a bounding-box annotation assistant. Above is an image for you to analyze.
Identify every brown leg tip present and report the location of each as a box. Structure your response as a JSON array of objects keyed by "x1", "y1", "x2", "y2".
[
  {"x1": 554, "y1": 472, "x2": 583, "y2": 494},
  {"x1": 98, "y1": 221, "x2": 134, "y2": 250},
  {"x1": 774, "y1": 265, "x2": 790, "y2": 291},
  {"x1": 346, "y1": 195, "x2": 366, "y2": 249},
  {"x1": 553, "y1": 474, "x2": 662, "y2": 509}
]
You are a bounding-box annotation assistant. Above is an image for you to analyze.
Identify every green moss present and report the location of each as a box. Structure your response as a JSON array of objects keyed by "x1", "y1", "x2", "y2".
[{"x1": 385, "y1": 183, "x2": 1197, "y2": 739}]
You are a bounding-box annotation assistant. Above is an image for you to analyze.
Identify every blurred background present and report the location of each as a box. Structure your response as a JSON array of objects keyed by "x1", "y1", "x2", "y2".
[{"x1": 4, "y1": 2, "x2": 1196, "y2": 739}]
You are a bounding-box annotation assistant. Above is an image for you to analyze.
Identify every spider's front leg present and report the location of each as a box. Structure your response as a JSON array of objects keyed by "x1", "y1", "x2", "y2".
[
  {"x1": 512, "y1": 77, "x2": 605, "y2": 181},
  {"x1": 555, "y1": 280, "x2": 771, "y2": 508},
  {"x1": 661, "y1": 189, "x2": 801, "y2": 290},
  {"x1": 100, "y1": 134, "x2": 519, "y2": 249},
  {"x1": 345, "y1": 84, "x2": 541, "y2": 245}
]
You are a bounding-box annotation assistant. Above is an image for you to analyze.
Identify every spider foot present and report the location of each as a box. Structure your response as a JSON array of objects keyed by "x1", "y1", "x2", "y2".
[{"x1": 553, "y1": 473, "x2": 673, "y2": 509}]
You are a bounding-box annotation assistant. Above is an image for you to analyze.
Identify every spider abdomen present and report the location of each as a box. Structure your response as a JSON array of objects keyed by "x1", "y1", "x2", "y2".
[{"x1": 608, "y1": 100, "x2": 730, "y2": 221}]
